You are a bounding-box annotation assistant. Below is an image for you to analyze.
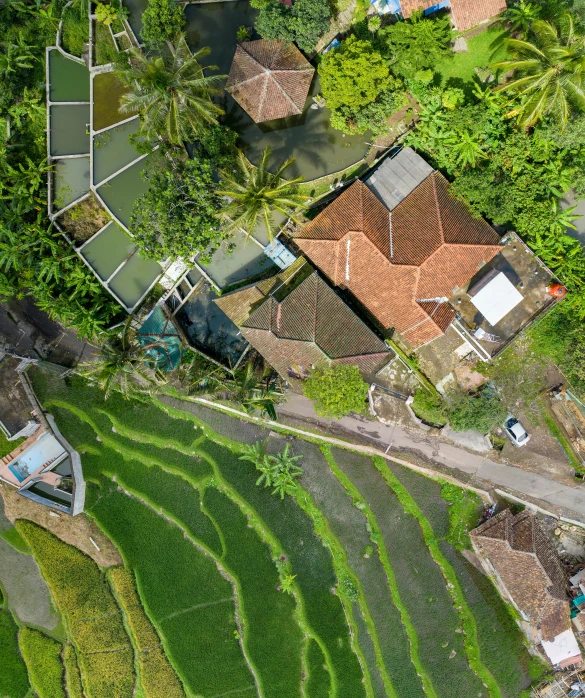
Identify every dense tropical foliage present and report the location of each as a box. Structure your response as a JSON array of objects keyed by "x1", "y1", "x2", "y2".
[
  {"x1": 0, "y1": 0, "x2": 119, "y2": 339},
  {"x1": 303, "y1": 364, "x2": 369, "y2": 418}
]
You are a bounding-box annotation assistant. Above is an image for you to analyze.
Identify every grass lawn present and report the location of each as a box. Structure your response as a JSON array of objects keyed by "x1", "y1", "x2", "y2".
[{"x1": 435, "y1": 27, "x2": 509, "y2": 96}]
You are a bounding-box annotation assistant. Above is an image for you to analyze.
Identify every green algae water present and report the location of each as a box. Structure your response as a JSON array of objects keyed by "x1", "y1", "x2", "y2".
[
  {"x1": 96, "y1": 155, "x2": 150, "y2": 228},
  {"x1": 108, "y1": 253, "x2": 161, "y2": 309},
  {"x1": 80, "y1": 221, "x2": 136, "y2": 280},
  {"x1": 93, "y1": 118, "x2": 142, "y2": 185},
  {"x1": 53, "y1": 157, "x2": 90, "y2": 209},
  {"x1": 50, "y1": 105, "x2": 90, "y2": 156},
  {"x1": 49, "y1": 50, "x2": 90, "y2": 102}
]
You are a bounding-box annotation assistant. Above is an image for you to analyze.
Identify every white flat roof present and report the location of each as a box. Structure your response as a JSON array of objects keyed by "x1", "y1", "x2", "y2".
[
  {"x1": 469, "y1": 272, "x2": 523, "y2": 327},
  {"x1": 542, "y1": 629, "x2": 581, "y2": 665}
]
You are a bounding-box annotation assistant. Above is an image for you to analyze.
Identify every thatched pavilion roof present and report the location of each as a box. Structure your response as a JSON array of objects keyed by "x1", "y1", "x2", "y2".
[{"x1": 226, "y1": 40, "x2": 315, "y2": 123}]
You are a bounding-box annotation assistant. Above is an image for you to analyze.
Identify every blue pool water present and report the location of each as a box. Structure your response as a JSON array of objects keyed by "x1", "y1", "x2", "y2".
[{"x1": 8, "y1": 461, "x2": 29, "y2": 483}]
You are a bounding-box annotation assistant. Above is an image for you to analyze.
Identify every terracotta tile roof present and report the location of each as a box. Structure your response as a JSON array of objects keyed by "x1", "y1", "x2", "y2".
[
  {"x1": 472, "y1": 510, "x2": 570, "y2": 641},
  {"x1": 226, "y1": 40, "x2": 314, "y2": 123},
  {"x1": 398, "y1": 0, "x2": 505, "y2": 28},
  {"x1": 399, "y1": 0, "x2": 437, "y2": 16},
  {"x1": 214, "y1": 262, "x2": 392, "y2": 390},
  {"x1": 295, "y1": 174, "x2": 502, "y2": 348},
  {"x1": 450, "y1": 0, "x2": 507, "y2": 31}
]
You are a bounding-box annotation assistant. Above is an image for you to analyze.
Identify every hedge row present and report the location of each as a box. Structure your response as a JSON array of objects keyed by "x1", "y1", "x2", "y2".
[
  {"x1": 18, "y1": 627, "x2": 65, "y2": 698},
  {"x1": 109, "y1": 567, "x2": 185, "y2": 698},
  {"x1": 15, "y1": 520, "x2": 135, "y2": 698},
  {"x1": 63, "y1": 644, "x2": 84, "y2": 698}
]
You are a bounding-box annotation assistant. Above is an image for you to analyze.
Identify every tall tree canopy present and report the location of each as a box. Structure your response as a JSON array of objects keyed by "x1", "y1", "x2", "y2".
[
  {"x1": 131, "y1": 153, "x2": 224, "y2": 261},
  {"x1": 218, "y1": 147, "x2": 309, "y2": 241},
  {"x1": 319, "y1": 36, "x2": 393, "y2": 111},
  {"x1": 141, "y1": 0, "x2": 185, "y2": 46}
]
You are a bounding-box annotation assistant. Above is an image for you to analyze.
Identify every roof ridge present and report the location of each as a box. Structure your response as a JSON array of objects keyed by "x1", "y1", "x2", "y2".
[
  {"x1": 270, "y1": 38, "x2": 283, "y2": 70},
  {"x1": 431, "y1": 173, "x2": 444, "y2": 244},
  {"x1": 313, "y1": 272, "x2": 318, "y2": 341},
  {"x1": 240, "y1": 41, "x2": 262, "y2": 70},
  {"x1": 257, "y1": 73, "x2": 270, "y2": 121}
]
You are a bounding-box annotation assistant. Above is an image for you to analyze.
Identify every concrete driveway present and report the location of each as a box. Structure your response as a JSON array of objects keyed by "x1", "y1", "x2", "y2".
[{"x1": 277, "y1": 393, "x2": 585, "y2": 523}]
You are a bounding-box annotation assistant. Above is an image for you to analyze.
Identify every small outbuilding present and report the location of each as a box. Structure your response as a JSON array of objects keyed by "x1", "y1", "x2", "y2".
[{"x1": 226, "y1": 40, "x2": 315, "y2": 123}]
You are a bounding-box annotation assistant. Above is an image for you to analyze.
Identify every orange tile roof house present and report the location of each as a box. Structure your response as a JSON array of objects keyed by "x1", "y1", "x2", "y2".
[
  {"x1": 294, "y1": 148, "x2": 502, "y2": 349},
  {"x1": 471, "y1": 510, "x2": 583, "y2": 669},
  {"x1": 214, "y1": 258, "x2": 393, "y2": 390},
  {"x1": 226, "y1": 40, "x2": 315, "y2": 123},
  {"x1": 398, "y1": 0, "x2": 507, "y2": 32}
]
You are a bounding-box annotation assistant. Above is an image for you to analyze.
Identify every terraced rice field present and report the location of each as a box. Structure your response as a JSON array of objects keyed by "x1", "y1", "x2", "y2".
[{"x1": 29, "y1": 368, "x2": 536, "y2": 698}]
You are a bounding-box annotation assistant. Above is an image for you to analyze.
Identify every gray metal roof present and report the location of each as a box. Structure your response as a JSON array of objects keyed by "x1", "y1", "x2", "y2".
[{"x1": 365, "y1": 147, "x2": 434, "y2": 211}]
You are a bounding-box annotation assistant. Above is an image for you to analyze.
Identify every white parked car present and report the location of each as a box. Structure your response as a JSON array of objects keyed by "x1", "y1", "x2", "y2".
[{"x1": 503, "y1": 416, "x2": 531, "y2": 447}]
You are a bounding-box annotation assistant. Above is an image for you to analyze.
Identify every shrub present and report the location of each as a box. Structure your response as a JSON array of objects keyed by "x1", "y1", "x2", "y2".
[
  {"x1": 108, "y1": 567, "x2": 185, "y2": 698},
  {"x1": 18, "y1": 628, "x2": 65, "y2": 698},
  {"x1": 61, "y1": 3, "x2": 89, "y2": 57},
  {"x1": 411, "y1": 389, "x2": 447, "y2": 426},
  {"x1": 95, "y1": 2, "x2": 117, "y2": 25},
  {"x1": 141, "y1": 0, "x2": 185, "y2": 45},
  {"x1": 15, "y1": 520, "x2": 135, "y2": 698},
  {"x1": 319, "y1": 36, "x2": 392, "y2": 111},
  {"x1": 303, "y1": 364, "x2": 369, "y2": 418},
  {"x1": 447, "y1": 391, "x2": 507, "y2": 433}
]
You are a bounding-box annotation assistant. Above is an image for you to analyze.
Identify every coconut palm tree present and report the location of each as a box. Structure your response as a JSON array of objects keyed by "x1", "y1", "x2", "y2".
[
  {"x1": 77, "y1": 318, "x2": 165, "y2": 399},
  {"x1": 503, "y1": 0, "x2": 540, "y2": 38},
  {"x1": 492, "y1": 14, "x2": 585, "y2": 130},
  {"x1": 116, "y1": 34, "x2": 225, "y2": 145},
  {"x1": 218, "y1": 147, "x2": 310, "y2": 241}
]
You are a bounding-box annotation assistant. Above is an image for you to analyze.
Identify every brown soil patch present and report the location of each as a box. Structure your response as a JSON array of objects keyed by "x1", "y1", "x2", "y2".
[
  {"x1": 0, "y1": 484, "x2": 121, "y2": 568},
  {"x1": 58, "y1": 194, "x2": 110, "y2": 244}
]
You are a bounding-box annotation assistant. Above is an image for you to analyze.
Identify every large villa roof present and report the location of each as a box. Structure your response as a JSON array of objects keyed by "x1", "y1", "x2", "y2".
[
  {"x1": 226, "y1": 40, "x2": 315, "y2": 123},
  {"x1": 295, "y1": 156, "x2": 502, "y2": 348},
  {"x1": 215, "y1": 259, "x2": 392, "y2": 389}
]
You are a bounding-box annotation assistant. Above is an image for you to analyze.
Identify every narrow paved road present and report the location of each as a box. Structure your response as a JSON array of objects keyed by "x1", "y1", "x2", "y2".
[{"x1": 278, "y1": 394, "x2": 585, "y2": 522}]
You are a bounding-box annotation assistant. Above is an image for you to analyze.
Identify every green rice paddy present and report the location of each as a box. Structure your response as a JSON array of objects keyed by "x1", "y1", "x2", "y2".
[{"x1": 28, "y1": 367, "x2": 535, "y2": 698}]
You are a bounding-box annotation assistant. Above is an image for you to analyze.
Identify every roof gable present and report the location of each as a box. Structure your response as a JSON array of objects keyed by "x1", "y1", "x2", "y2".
[{"x1": 226, "y1": 40, "x2": 314, "y2": 123}]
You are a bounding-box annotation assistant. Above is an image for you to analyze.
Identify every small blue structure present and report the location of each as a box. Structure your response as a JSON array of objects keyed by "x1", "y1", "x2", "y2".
[
  {"x1": 322, "y1": 38, "x2": 341, "y2": 53},
  {"x1": 263, "y1": 240, "x2": 297, "y2": 270},
  {"x1": 423, "y1": 0, "x2": 451, "y2": 16},
  {"x1": 137, "y1": 306, "x2": 183, "y2": 371},
  {"x1": 370, "y1": 0, "x2": 401, "y2": 14}
]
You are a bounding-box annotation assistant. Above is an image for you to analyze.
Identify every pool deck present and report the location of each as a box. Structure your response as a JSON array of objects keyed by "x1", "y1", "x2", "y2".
[{"x1": 0, "y1": 430, "x2": 66, "y2": 489}]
